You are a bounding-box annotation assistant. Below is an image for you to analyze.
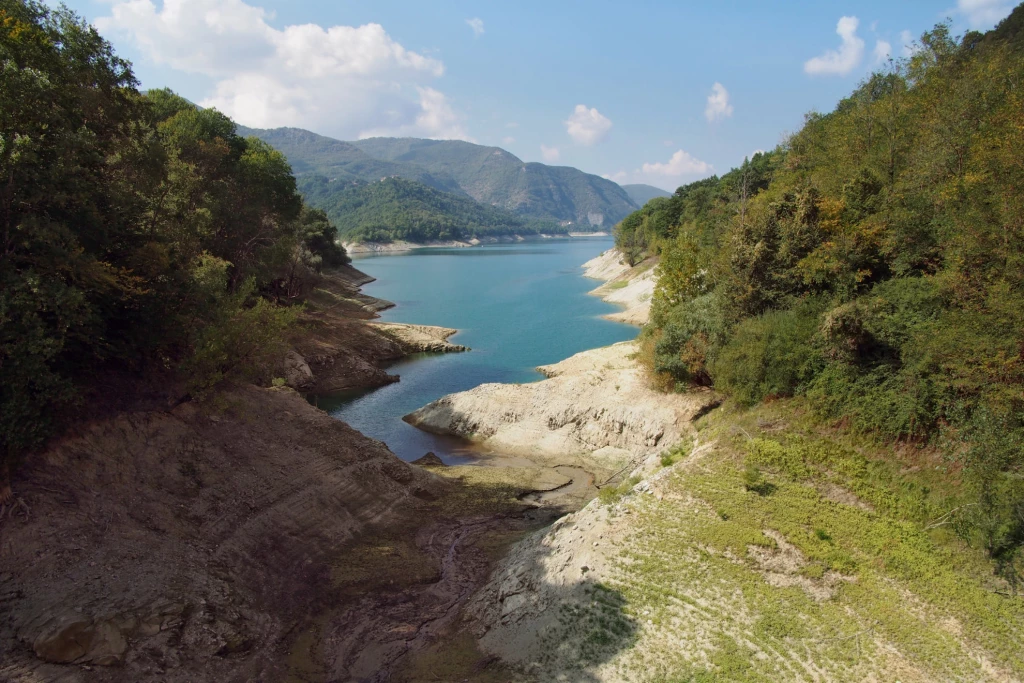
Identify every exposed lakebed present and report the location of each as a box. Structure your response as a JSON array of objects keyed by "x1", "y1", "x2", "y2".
[{"x1": 313, "y1": 238, "x2": 638, "y2": 464}]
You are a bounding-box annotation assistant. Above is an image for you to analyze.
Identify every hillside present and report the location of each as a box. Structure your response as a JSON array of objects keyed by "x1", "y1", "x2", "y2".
[
  {"x1": 298, "y1": 175, "x2": 562, "y2": 243},
  {"x1": 350, "y1": 137, "x2": 639, "y2": 227},
  {"x1": 616, "y1": 10, "x2": 1024, "y2": 592},
  {"x1": 235, "y1": 126, "x2": 466, "y2": 195},
  {"x1": 621, "y1": 183, "x2": 671, "y2": 206},
  {"x1": 241, "y1": 126, "x2": 639, "y2": 228}
]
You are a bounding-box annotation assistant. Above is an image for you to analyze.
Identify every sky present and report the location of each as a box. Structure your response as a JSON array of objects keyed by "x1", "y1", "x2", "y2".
[{"x1": 50, "y1": 0, "x2": 1018, "y2": 191}]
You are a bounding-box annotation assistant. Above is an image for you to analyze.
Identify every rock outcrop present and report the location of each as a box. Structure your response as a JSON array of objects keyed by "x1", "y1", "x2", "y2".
[
  {"x1": 370, "y1": 322, "x2": 470, "y2": 353},
  {"x1": 287, "y1": 267, "x2": 466, "y2": 393},
  {"x1": 404, "y1": 342, "x2": 717, "y2": 477},
  {"x1": 0, "y1": 385, "x2": 444, "y2": 682}
]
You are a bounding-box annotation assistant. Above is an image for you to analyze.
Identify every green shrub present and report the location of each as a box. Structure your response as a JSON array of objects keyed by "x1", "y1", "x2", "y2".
[
  {"x1": 652, "y1": 293, "x2": 726, "y2": 386},
  {"x1": 710, "y1": 299, "x2": 825, "y2": 405}
]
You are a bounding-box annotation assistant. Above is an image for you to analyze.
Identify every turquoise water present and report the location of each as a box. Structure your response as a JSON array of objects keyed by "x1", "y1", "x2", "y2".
[{"x1": 314, "y1": 238, "x2": 638, "y2": 463}]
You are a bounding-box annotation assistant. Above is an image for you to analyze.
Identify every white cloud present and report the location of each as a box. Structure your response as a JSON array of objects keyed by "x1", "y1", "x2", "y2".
[
  {"x1": 603, "y1": 170, "x2": 629, "y2": 184},
  {"x1": 502, "y1": 136, "x2": 515, "y2": 146},
  {"x1": 466, "y1": 17, "x2": 485, "y2": 38},
  {"x1": 540, "y1": 144, "x2": 561, "y2": 162},
  {"x1": 565, "y1": 105, "x2": 612, "y2": 146},
  {"x1": 96, "y1": 0, "x2": 472, "y2": 140},
  {"x1": 873, "y1": 39, "x2": 892, "y2": 63},
  {"x1": 704, "y1": 82, "x2": 733, "y2": 123},
  {"x1": 641, "y1": 149, "x2": 713, "y2": 178},
  {"x1": 956, "y1": 0, "x2": 1014, "y2": 28},
  {"x1": 749, "y1": 149, "x2": 766, "y2": 158},
  {"x1": 804, "y1": 16, "x2": 865, "y2": 76},
  {"x1": 358, "y1": 87, "x2": 471, "y2": 141}
]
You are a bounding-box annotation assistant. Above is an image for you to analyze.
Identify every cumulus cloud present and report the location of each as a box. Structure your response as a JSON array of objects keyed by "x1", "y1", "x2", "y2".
[
  {"x1": 641, "y1": 149, "x2": 713, "y2": 177},
  {"x1": 359, "y1": 87, "x2": 472, "y2": 141},
  {"x1": 502, "y1": 136, "x2": 515, "y2": 145},
  {"x1": 602, "y1": 170, "x2": 629, "y2": 184},
  {"x1": 956, "y1": 0, "x2": 1014, "y2": 28},
  {"x1": 540, "y1": 144, "x2": 561, "y2": 162},
  {"x1": 804, "y1": 16, "x2": 865, "y2": 76},
  {"x1": 873, "y1": 39, "x2": 892, "y2": 63},
  {"x1": 96, "y1": 0, "x2": 472, "y2": 140},
  {"x1": 565, "y1": 105, "x2": 612, "y2": 146},
  {"x1": 704, "y1": 82, "x2": 733, "y2": 123},
  {"x1": 466, "y1": 17, "x2": 485, "y2": 38}
]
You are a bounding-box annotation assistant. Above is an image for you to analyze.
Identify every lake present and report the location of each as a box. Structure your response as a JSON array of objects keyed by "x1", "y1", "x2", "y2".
[{"x1": 313, "y1": 237, "x2": 638, "y2": 463}]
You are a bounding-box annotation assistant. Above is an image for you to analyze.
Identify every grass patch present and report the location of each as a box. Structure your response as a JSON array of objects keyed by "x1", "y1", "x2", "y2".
[
  {"x1": 598, "y1": 476, "x2": 641, "y2": 506},
  {"x1": 532, "y1": 398, "x2": 1024, "y2": 681}
]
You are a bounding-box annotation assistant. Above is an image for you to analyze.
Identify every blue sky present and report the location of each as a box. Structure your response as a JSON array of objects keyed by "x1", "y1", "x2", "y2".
[{"x1": 52, "y1": 0, "x2": 1017, "y2": 190}]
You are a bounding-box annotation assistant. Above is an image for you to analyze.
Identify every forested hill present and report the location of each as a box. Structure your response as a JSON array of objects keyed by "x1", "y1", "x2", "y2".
[
  {"x1": 622, "y1": 183, "x2": 671, "y2": 206},
  {"x1": 616, "y1": 10, "x2": 1024, "y2": 585},
  {"x1": 1, "y1": 2, "x2": 349, "y2": 481},
  {"x1": 239, "y1": 127, "x2": 639, "y2": 228},
  {"x1": 300, "y1": 176, "x2": 563, "y2": 243},
  {"x1": 236, "y1": 127, "x2": 466, "y2": 196},
  {"x1": 349, "y1": 137, "x2": 638, "y2": 226}
]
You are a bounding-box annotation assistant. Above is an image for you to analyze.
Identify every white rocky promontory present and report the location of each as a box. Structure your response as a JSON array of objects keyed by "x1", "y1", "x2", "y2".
[
  {"x1": 583, "y1": 249, "x2": 656, "y2": 325},
  {"x1": 369, "y1": 322, "x2": 469, "y2": 353},
  {"x1": 403, "y1": 341, "x2": 716, "y2": 476}
]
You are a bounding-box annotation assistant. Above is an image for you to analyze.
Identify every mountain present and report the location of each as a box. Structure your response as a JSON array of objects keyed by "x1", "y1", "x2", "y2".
[
  {"x1": 236, "y1": 126, "x2": 466, "y2": 195},
  {"x1": 350, "y1": 137, "x2": 638, "y2": 227},
  {"x1": 621, "y1": 183, "x2": 671, "y2": 206},
  {"x1": 298, "y1": 175, "x2": 563, "y2": 243},
  {"x1": 240, "y1": 126, "x2": 639, "y2": 228}
]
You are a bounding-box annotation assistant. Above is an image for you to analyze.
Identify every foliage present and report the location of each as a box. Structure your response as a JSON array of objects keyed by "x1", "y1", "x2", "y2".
[
  {"x1": 244, "y1": 128, "x2": 640, "y2": 227},
  {"x1": 299, "y1": 175, "x2": 563, "y2": 243},
  {"x1": 0, "y1": 2, "x2": 346, "y2": 474},
  {"x1": 624, "y1": 9, "x2": 1024, "y2": 583}
]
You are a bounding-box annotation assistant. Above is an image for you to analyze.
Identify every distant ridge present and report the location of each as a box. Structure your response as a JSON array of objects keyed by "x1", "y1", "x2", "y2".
[
  {"x1": 239, "y1": 126, "x2": 639, "y2": 228},
  {"x1": 622, "y1": 183, "x2": 671, "y2": 206}
]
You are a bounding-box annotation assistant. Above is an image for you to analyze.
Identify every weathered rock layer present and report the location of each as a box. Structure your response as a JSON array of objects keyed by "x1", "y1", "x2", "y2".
[
  {"x1": 404, "y1": 342, "x2": 717, "y2": 476},
  {"x1": 0, "y1": 386, "x2": 443, "y2": 682}
]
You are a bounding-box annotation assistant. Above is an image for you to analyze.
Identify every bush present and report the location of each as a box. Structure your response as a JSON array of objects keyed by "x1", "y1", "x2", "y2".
[
  {"x1": 709, "y1": 299, "x2": 825, "y2": 405},
  {"x1": 652, "y1": 293, "x2": 726, "y2": 387}
]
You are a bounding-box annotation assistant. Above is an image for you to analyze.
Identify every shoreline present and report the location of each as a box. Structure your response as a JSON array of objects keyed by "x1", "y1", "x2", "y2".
[
  {"x1": 343, "y1": 231, "x2": 610, "y2": 255},
  {"x1": 582, "y1": 248, "x2": 657, "y2": 326}
]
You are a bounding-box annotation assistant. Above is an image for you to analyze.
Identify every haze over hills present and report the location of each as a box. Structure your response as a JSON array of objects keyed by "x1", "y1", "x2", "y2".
[
  {"x1": 621, "y1": 183, "x2": 672, "y2": 206},
  {"x1": 239, "y1": 126, "x2": 640, "y2": 229}
]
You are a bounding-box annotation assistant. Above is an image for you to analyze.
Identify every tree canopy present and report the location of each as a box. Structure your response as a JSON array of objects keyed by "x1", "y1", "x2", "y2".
[
  {"x1": 617, "y1": 10, "x2": 1024, "y2": 585},
  {"x1": 0, "y1": 1, "x2": 346, "y2": 479}
]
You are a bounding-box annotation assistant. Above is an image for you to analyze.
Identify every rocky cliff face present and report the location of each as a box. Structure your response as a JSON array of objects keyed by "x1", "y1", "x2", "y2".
[{"x1": 0, "y1": 386, "x2": 444, "y2": 682}]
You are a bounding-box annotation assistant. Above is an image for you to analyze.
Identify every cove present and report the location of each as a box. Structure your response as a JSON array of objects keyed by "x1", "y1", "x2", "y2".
[{"x1": 313, "y1": 238, "x2": 638, "y2": 463}]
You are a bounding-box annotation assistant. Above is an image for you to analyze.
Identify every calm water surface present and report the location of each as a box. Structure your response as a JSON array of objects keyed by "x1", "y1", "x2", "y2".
[{"x1": 314, "y1": 238, "x2": 637, "y2": 463}]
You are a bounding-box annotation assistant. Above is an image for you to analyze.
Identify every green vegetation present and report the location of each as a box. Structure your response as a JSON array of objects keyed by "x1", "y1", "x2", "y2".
[
  {"x1": 0, "y1": 1, "x2": 345, "y2": 481},
  {"x1": 616, "y1": 12, "x2": 1024, "y2": 586},
  {"x1": 243, "y1": 128, "x2": 640, "y2": 228},
  {"x1": 298, "y1": 175, "x2": 563, "y2": 243},
  {"x1": 559, "y1": 403, "x2": 1024, "y2": 681}
]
